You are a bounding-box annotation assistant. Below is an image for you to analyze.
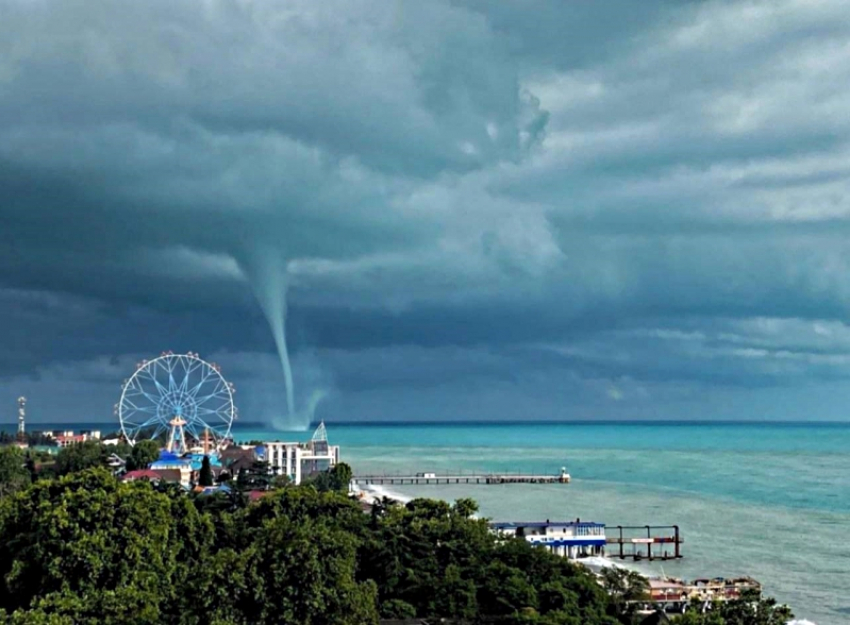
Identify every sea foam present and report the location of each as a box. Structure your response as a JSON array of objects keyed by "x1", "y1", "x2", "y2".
[{"x1": 357, "y1": 483, "x2": 412, "y2": 505}]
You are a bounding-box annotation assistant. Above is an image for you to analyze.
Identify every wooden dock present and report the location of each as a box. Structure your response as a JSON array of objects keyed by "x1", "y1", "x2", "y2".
[
  {"x1": 352, "y1": 470, "x2": 571, "y2": 486},
  {"x1": 606, "y1": 525, "x2": 683, "y2": 561}
]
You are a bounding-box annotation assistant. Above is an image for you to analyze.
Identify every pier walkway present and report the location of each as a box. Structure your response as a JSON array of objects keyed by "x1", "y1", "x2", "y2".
[
  {"x1": 606, "y1": 525, "x2": 683, "y2": 561},
  {"x1": 352, "y1": 469, "x2": 570, "y2": 486}
]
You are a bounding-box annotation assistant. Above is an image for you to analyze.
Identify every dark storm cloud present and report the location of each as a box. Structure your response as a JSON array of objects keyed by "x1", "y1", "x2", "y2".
[{"x1": 3, "y1": 0, "x2": 850, "y2": 423}]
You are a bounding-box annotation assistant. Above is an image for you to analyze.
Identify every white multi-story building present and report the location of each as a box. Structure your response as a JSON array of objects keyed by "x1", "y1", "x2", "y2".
[
  {"x1": 263, "y1": 421, "x2": 340, "y2": 485},
  {"x1": 49, "y1": 430, "x2": 103, "y2": 447}
]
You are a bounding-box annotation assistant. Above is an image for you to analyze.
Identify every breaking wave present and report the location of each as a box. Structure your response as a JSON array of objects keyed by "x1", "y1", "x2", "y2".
[{"x1": 356, "y1": 483, "x2": 412, "y2": 505}]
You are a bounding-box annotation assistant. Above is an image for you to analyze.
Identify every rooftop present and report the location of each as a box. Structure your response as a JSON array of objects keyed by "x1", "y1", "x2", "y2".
[{"x1": 490, "y1": 521, "x2": 605, "y2": 529}]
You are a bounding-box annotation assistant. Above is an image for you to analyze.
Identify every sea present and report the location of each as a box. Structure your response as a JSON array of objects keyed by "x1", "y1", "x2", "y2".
[{"x1": 4, "y1": 420, "x2": 847, "y2": 625}]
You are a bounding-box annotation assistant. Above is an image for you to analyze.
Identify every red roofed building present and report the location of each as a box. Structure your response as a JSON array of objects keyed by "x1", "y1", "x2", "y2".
[
  {"x1": 122, "y1": 469, "x2": 163, "y2": 482},
  {"x1": 122, "y1": 468, "x2": 186, "y2": 486}
]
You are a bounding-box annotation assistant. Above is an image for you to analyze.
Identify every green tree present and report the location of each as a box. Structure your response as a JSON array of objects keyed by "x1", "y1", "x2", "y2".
[
  {"x1": 453, "y1": 497, "x2": 479, "y2": 519},
  {"x1": 0, "y1": 447, "x2": 30, "y2": 498},
  {"x1": 330, "y1": 462, "x2": 353, "y2": 491},
  {"x1": 600, "y1": 567, "x2": 650, "y2": 622},
  {"x1": 126, "y1": 440, "x2": 160, "y2": 472},
  {"x1": 53, "y1": 441, "x2": 109, "y2": 477},
  {"x1": 305, "y1": 462, "x2": 353, "y2": 492},
  {"x1": 271, "y1": 473, "x2": 290, "y2": 489},
  {"x1": 379, "y1": 599, "x2": 417, "y2": 620},
  {"x1": 242, "y1": 516, "x2": 379, "y2": 624},
  {"x1": 199, "y1": 455, "x2": 214, "y2": 487},
  {"x1": 0, "y1": 468, "x2": 205, "y2": 620},
  {"x1": 235, "y1": 460, "x2": 272, "y2": 492}
]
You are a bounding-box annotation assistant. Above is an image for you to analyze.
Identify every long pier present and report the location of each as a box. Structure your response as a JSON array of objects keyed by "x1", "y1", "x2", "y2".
[{"x1": 352, "y1": 470, "x2": 570, "y2": 486}]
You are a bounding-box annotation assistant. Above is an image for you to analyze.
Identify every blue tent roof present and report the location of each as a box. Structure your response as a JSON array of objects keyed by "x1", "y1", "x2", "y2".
[
  {"x1": 150, "y1": 458, "x2": 192, "y2": 469},
  {"x1": 185, "y1": 452, "x2": 221, "y2": 466}
]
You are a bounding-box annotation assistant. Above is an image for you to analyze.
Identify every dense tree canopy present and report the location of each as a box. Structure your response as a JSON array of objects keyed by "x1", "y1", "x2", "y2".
[
  {"x1": 126, "y1": 440, "x2": 161, "y2": 472},
  {"x1": 53, "y1": 441, "x2": 110, "y2": 477},
  {"x1": 0, "y1": 459, "x2": 793, "y2": 625},
  {"x1": 305, "y1": 461, "x2": 353, "y2": 493},
  {"x1": 0, "y1": 448, "x2": 29, "y2": 498}
]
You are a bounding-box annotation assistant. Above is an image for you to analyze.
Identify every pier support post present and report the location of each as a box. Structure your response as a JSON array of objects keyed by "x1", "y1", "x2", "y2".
[
  {"x1": 618, "y1": 526, "x2": 623, "y2": 559},
  {"x1": 674, "y1": 525, "x2": 680, "y2": 559}
]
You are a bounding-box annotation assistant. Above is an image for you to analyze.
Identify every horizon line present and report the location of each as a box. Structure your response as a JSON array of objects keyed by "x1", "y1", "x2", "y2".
[{"x1": 2, "y1": 418, "x2": 850, "y2": 428}]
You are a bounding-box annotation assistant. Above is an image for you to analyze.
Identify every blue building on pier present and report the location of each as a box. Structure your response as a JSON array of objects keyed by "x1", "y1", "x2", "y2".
[{"x1": 490, "y1": 520, "x2": 607, "y2": 559}]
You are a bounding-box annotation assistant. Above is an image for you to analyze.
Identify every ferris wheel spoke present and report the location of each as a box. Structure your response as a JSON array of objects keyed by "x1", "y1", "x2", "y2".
[
  {"x1": 184, "y1": 421, "x2": 204, "y2": 443},
  {"x1": 188, "y1": 373, "x2": 220, "y2": 401},
  {"x1": 121, "y1": 398, "x2": 146, "y2": 412},
  {"x1": 177, "y1": 359, "x2": 195, "y2": 395},
  {"x1": 134, "y1": 386, "x2": 163, "y2": 406},
  {"x1": 121, "y1": 408, "x2": 160, "y2": 425},
  {"x1": 137, "y1": 367, "x2": 169, "y2": 398},
  {"x1": 121, "y1": 418, "x2": 142, "y2": 429},
  {"x1": 178, "y1": 372, "x2": 191, "y2": 395},
  {"x1": 181, "y1": 356, "x2": 202, "y2": 379},
  {"x1": 194, "y1": 384, "x2": 229, "y2": 405},
  {"x1": 195, "y1": 406, "x2": 229, "y2": 419},
  {"x1": 124, "y1": 404, "x2": 159, "y2": 416},
  {"x1": 136, "y1": 414, "x2": 163, "y2": 429},
  {"x1": 187, "y1": 377, "x2": 215, "y2": 401},
  {"x1": 209, "y1": 403, "x2": 234, "y2": 418},
  {"x1": 150, "y1": 423, "x2": 167, "y2": 442},
  {"x1": 184, "y1": 357, "x2": 205, "y2": 381}
]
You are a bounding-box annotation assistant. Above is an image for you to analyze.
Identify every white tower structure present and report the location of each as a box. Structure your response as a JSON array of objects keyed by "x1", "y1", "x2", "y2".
[
  {"x1": 166, "y1": 416, "x2": 188, "y2": 454},
  {"x1": 17, "y1": 396, "x2": 26, "y2": 440},
  {"x1": 311, "y1": 420, "x2": 328, "y2": 442}
]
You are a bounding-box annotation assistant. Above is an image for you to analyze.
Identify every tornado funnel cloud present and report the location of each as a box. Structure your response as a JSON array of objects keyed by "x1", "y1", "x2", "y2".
[{"x1": 243, "y1": 247, "x2": 296, "y2": 418}]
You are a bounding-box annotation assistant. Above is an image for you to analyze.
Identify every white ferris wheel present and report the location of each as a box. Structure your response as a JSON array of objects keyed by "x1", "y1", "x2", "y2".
[{"x1": 116, "y1": 352, "x2": 237, "y2": 452}]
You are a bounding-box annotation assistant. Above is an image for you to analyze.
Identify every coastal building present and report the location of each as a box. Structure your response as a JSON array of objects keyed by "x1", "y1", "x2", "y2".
[
  {"x1": 262, "y1": 421, "x2": 340, "y2": 485},
  {"x1": 490, "y1": 520, "x2": 607, "y2": 559},
  {"x1": 122, "y1": 468, "x2": 188, "y2": 487},
  {"x1": 149, "y1": 451, "x2": 194, "y2": 487},
  {"x1": 633, "y1": 576, "x2": 762, "y2": 614},
  {"x1": 122, "y1": 469, "x2": 166, "y2": 483},
  {"x1": 54, "y1": 433, "x2": 86, "y2": 447},
  {"x1": 218, "y1": 446, "x2": 257, "y2": 479},
  {"x1": 50, "y1": 430, "x2": 102, "y2": 447}
]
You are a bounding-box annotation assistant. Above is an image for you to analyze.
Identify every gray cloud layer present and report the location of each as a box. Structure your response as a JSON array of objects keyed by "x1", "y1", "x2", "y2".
[{"x1": 3, "y1": 0, "x2": 850, "y2": 424}]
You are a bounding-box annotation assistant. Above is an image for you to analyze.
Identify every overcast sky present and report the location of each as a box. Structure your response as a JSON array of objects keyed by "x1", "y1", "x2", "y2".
[{"x1": 3, "y1": 0, "x2": 850, "y2": 426}]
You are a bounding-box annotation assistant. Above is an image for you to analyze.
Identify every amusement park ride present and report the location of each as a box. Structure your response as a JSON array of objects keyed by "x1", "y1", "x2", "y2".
[{"x1": 115, "y1": 351, "x2": 237, "y2": 453}]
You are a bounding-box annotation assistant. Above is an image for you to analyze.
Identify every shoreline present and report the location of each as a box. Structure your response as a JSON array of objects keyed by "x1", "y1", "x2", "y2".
[{"x1": 350, "y1": 478, "x2": 819, "y2": 623}]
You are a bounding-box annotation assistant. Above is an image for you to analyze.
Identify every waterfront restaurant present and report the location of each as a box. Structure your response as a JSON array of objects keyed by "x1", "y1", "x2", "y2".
[{"x1": 490, "y1": 520, "x2": 607, "y2": 559}]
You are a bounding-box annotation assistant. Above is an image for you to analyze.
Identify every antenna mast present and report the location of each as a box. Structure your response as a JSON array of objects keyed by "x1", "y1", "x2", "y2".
[{"x1": 17, "y1": 397, "x2": 26, "y2": 441}]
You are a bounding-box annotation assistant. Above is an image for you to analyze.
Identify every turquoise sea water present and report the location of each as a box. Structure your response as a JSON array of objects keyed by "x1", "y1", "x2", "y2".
[{"x1": 5, "y1": 421, "x2": 848, "y2": 624}]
